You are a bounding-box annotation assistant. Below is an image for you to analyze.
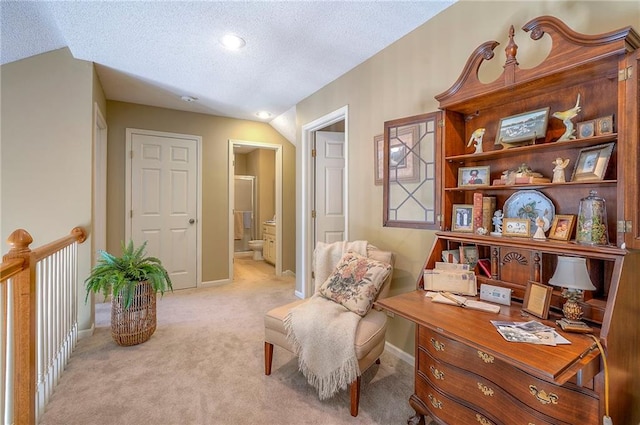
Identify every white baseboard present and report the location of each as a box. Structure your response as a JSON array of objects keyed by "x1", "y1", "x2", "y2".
[
  {"x1": 294, "y1": 290, "x2": 304, "y2": 299},
  {"x1": 201, "y1": 279, "x2": 231, "y2": 288},
  {"x1": 282, "y1": 269, "x2": 295, "y2": 277},
  {"x1": 384, "y1": 341, "x2": 415, "y2": 368},
  {"x1": 78, "y1": 324, "x2": 95, "y2": 340}
]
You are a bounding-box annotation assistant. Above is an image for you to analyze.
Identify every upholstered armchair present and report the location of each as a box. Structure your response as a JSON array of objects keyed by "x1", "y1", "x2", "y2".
[{"x1": 264, "y1": 243, "x2": 394, "y2": 417}]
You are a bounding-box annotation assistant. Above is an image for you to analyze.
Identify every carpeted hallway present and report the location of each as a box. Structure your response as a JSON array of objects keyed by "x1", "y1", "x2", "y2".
[{"x1": 39, "y1": 255, "x2": 419, "y2": 425}]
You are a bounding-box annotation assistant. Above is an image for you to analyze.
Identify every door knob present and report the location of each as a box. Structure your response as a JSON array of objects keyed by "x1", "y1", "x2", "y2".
[{"x1": 189, "y1": 218, "x2": 195, "y2": 224}]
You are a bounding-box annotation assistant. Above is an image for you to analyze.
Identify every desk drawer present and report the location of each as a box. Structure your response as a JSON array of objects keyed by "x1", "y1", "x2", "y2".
[
  {"x1": 416, "y1": 375, "x2": 498, "y2": 425},
  {"x1": 418, "y1": 326, "x2": 598, "y2": 423},
  {"x1": 418, "y1": 349, "x2": 567, "y2": 425}
]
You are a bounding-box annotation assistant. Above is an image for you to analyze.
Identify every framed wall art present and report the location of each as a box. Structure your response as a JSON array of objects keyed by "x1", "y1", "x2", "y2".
[{"x1": 571, "y1": 142, "x2": 615, "y2": 182}]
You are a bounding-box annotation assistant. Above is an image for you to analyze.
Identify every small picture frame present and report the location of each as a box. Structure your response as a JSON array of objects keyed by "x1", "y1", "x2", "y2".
[
  {"x1": 522, "y1": 281, "x2": 553, "y2": 319},
  {"x1": 502, "y1": 218, "x2": 530, "y2": 237},
  {"x1": 452, "y1": 204, "x2": 474, "y2": 232},
  {"x1": 458, "y1": 166, "x2": 490, "y2": 187},
  {"x1": 459, "y1": 245, "x2": 479, "y2": 268},
  {"x1": 548, "y1": 214, "x2": 576, "y2": 241},
  {"x1": 595, "y1": 115, "x2": 614, "y2": 135},
  {"x1": 577, "y1": 120, "x2": 595, "y2": 139},
  {"x1": 571, "y1": 142, "x2": 615, "y2": 182},
  {"x1": 496, "y1": 107, "x2": 550, "y2": 145}
]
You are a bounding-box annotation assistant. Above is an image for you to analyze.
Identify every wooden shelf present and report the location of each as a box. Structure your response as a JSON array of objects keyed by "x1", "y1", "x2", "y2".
[
  {"x1": 445, "y1": 180, "x2": 617, "y2": 192},
  {"x1": 445, "y1": 134, "x2": 617, "y2": 163}
]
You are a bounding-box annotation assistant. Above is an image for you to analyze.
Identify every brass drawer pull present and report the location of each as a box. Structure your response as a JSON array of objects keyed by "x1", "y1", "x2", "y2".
[
  {"x1": 428, "y1": 394, "x2": 443, "y2": 409},
  {"x1": 477, "y1": 350, "x2": 494, "y2": 363},
  {"x1": 477, "y1": 382, "x2": 494, "y2": 396},
  {"x1": 529, "y1": 385, "x2": 559, "y2": 405},
  {"x1": 475, "y1": 414, "x2": 493, "y2": 425},
  {"x1": 430, "y1": 337, "x2": 445, "y2": 351},
  {"x1": 430, "y1": 366, "x2": 445, "y2": 380}
]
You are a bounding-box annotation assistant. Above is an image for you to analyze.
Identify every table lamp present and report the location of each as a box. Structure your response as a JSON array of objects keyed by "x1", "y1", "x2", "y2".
[{"x1": 548, "y1": 256, "x2": 595, "y2": 321}]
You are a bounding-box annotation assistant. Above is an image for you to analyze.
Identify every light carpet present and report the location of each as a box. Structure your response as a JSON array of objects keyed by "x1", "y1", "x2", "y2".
[{"x1": 39, "y1": 256, "x2": 421, "y2": 425}]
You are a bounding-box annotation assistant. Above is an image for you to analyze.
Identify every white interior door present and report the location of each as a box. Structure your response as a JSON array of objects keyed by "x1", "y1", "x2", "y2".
[
  {"x1": 315, "y1": 131, "x2": 346, "y2": 244},
  {"x1": 128, "y1": 129, "x2": 199, "y2": 290}
]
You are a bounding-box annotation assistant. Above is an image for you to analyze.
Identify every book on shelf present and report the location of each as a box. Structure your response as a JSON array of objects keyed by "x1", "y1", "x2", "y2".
[
  {"x1": 482, "y1": 196, "x2": 496, "y2": 232},
  {"x1": 472, "y1": 192, "x2": 483, "y2": 232}
]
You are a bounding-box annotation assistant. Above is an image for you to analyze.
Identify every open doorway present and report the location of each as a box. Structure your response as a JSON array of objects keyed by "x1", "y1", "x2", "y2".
[{"x1": 228, "y1": 139, "x2": 283, "y2": 279}]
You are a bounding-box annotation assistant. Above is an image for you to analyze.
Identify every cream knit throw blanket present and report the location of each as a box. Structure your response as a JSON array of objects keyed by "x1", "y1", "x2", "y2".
[{"x1": 284, "y1": 240, "x2": 369, "y2": 400}]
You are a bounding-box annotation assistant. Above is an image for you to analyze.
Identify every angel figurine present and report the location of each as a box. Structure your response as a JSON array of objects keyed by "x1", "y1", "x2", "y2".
[
  {"x1": 552, "y1": 157, "x2": 571, "y2": 183},
  {"x1": 533, "y1": 216, "x2": 547, "y2": 240},
  {"x1": 467, "y1": 128, "x2": 485, "y2": 154}
]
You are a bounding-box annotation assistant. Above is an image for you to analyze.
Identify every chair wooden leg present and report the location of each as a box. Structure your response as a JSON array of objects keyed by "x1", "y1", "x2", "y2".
[
  {"x1": 264, "y1": 342, "x2": 273, "y2": 375},
  {"x1": 350, "y1": 376, "x2": 361, "y2": 417}
]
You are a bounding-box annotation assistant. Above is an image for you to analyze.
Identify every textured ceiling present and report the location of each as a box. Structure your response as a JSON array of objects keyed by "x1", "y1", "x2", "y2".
[{"x1": 1, "y1": 1, "x2": 455, "y2": 139}]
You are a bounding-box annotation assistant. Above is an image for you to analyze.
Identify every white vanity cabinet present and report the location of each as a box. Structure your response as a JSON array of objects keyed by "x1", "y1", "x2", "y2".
[{"x1": 262, "y1": 223, "x2": 276, "y2": 265}]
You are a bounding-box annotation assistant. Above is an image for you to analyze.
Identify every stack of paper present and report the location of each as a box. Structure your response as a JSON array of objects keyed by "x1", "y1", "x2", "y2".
[
  {"x1": 423, "y1": 262, "x2": 477, "y2": 296},
  {"x1": 428, "y1": 291, "x2": 501, "y2": 313}
]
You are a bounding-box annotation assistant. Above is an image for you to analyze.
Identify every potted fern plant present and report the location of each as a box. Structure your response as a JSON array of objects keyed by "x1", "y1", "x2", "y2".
[{"x1": 85, "y1": 240, "x2": 172, "y2": 346}]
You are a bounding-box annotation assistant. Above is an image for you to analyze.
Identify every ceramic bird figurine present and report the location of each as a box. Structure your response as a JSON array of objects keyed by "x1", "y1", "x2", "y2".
[
  {"x1": 467, "y1": 128, "x2": 485, "y2": 154},
  {"x1": 553, "y1": 94, "x2": 581, "y2": 141},
  {"x1": 552, "y1": 157, "x2": 570, "y2": 183}
]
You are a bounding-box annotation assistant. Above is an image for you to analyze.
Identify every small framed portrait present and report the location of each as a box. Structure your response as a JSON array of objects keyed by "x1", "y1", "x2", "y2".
[
  {"x1": 549, "y1": 214, "x2": 576, "y2": 241},
  {"x1": 576, "y1": 120, "x2": 595, "y2": 139},
  {"x1": 595, "y1": 115, "x2": 614, "y2": 135},
  {"x1": 459, "y1": 245, "x2": 479, "y2": 268},
  {"x1": 522, "y1": 281, "x2": 554, "y2": 319},
  {"x1": 452, "y1": 204, "x2": 474, "y2": 232},
  {"x1": 502, "y1": 218, "x2": 530, "y2": 237},
  {"x1": 571, "y1": 142, "x2": 615, "y2": 182},
  {"x1": 458, "y1": 166, "x2": 490, "y2": 187}
]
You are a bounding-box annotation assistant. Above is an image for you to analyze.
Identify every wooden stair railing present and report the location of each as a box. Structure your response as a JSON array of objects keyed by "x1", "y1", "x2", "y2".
[{"x1": 1, "y1": 227, "x2": 86, "y2": 425}]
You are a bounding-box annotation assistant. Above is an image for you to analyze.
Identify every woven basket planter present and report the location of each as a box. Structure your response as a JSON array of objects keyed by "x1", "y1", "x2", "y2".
[{"x1": 111, "y1": 281, "x2": 157, "y2": 346}]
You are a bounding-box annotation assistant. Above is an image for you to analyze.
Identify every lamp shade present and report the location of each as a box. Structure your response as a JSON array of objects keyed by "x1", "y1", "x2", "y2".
[{"x1": 548, "y1": 256, "x2": 596, "y2": 290}]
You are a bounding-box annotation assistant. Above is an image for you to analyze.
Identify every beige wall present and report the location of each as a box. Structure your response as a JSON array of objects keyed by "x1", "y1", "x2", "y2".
[
  {"x1": 105, "y1": 101, "x2": 296, "y2": 281},
  {"x1": 1, "y1": 47, "x2": 98, "y2": 331},
  {"x1": 248, "y1": 149, "x2": 276, "y2": 235},
  {"x1": 296, "y1": 1, "x2": 640, "y2": 356}
]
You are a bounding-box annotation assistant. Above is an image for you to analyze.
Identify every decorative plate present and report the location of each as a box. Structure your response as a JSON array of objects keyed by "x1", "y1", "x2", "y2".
[{"x1": 503, "y1": 190, "x2": 555, "y2": 232}]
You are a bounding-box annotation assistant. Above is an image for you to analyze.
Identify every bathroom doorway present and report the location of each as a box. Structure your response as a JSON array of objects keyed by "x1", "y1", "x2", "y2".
[{"x1": 228, "y1": 139, "x2": 283, "y2": 278}]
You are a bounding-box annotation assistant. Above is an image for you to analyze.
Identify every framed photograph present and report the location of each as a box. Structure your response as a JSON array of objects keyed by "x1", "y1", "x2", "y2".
[
  {"x1": 595, "y1": 115, "x2": 614, "y2": 135},
  {"x1": 548, "y1": 214, "x2": 576, "y2": 241},
  {"x1": 458, "y1": 166, "x2": 490, "y2": 187},
  {"x1": 452, "y1": 204, "x2": 474, "y2": 232},
  {"x1": 496, "y1": 107, "x2": 550, "y2": 145},
  {"x1": 502, "y1": 218, "x2": 530, "y2": 237},
  {"x1": 522, "y1": 281, "x2": 553, "y2": 319},
  {"x1": 577, "y1": 120, "x2": 595, "y2": 139},
  {"x1": 374, "y1": 134, "x2": 384, "y2": 185},
  {"x1": 459, "y1": 245, "x2": 479, "y2": 268},
  {"x1": 375, "y1": 126, "x2": 420, "y2": 185},
  {"x1": 571, "y1": 142, "x2": 615, "y2": 182}
]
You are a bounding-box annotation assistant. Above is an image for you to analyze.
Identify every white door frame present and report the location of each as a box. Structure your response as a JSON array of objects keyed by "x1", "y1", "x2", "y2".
[
  {"x1": 125, "y1": 128, "x2": 203, "y2": 287},
  {"x1": 228, "y1": 139, "x2": 283, "y2": 278},
  {"x1": 298, "y1": 105, "x2": 349, "y2": 299},
  {"x1": 92, "y1": 103, "x2": 107, "y2": 260}
]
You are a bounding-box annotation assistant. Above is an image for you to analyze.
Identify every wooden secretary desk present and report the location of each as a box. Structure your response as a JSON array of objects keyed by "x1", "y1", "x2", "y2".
[{"x1": 376, "y1": 16, "x2": 640, "y2": 425}]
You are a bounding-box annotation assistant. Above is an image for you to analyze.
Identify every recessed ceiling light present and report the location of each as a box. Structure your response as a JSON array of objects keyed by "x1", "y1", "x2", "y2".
[
  {"x1": 256, "y1": 111, "x2": 272, "y2": 119},
  {"x1": 181, "y1": 95, "x2": 198, "y2": 102},
  {"x1": 220, "y1": 34, "x2": 246, "y2": 50}
]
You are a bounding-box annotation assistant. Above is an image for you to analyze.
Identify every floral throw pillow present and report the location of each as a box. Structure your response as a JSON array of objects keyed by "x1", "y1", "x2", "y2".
[{"x1": 319, "y1": 251, "x2": 392, "y2": 316}]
